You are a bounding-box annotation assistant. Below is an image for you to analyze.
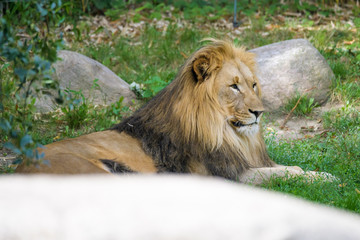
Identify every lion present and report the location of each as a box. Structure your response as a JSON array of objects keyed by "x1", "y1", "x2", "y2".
[{"x1": 16, "y1": 39, "x2": 320, "y2": 184}]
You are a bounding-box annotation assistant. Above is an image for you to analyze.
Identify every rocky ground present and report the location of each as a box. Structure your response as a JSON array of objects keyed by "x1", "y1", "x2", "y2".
[{"x1": 0, "y1": 148, "x2": 15, "y2": 171}]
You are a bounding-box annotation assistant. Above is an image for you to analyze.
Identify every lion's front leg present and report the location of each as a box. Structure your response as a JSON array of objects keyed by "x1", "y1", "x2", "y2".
[
  {"x1": 239, "y1": 165, "x2": 304, "y2": 185},
  {"x1": 239, "y1": 165, "x2": 336, "y2": 185}
]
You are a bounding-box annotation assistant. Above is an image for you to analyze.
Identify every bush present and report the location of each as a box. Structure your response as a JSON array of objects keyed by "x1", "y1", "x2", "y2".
[
  {"x1": 284, "y1": 93, "x2": 318, "y2": 116},
  {"x1": 0, "y1": 0, "x2": 64, "y2": 166}
]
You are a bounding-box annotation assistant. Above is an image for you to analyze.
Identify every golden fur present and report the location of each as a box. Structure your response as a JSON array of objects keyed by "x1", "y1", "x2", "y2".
[
  {"x1": 171, "y1": 39, "x2": 271, "y2": 167},
  {"x1": 17, "y1": 39, "x2": 307, "y2": 183}
]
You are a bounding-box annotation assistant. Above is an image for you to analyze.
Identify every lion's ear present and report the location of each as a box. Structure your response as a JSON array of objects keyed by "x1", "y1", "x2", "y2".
[{"x1": 192, "y1": 56, "x2": 210, "y2": 82}]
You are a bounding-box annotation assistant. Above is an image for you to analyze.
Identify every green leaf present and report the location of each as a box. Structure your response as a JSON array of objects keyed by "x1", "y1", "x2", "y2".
[
  {"x1": 356, "y1": 54, "x2": 360, "y2": 62},
  {"x1": 92, "y1": 0, "x2": 111, "y2": 10},
  {"x1": 10, "y1": 129, "x2": 18, "y2": 138},
  {"x1": 142, "y1": 89, "x2": 153, "y2": 98},
  {"x1": 14, "y1": 68, "x2": 28, "y2": 82},
  {"x1": 150, "y1": 12, "x2": 162, "y2": 20},
  {"x1": 36, "y1": 3, "x2": 48, "y2": 17},
  {"x1": 354, "y1": 18, "x2": 360, "y2": 28},
  {"x1": 0, "y1": 119, "x2": 11, "y2": 131},
  {"x1": 20, "y1": 134, "x2": 33, "y2": 150},
  {"x1": 135, "y1": 2, "x2": 153, "y2": 12},
  {"x1": 24, "y1": 149, "x2": 34, "y2": 159},
  {"x1": 34, "y1": 55, "x2": 42, "y2": 65},
  {"x1": 3, "y1": 142, "x2": 21, "y2": 154},
  {"x1": 13, "y1": 158, "x2": 23, "y2": 165},
  {"x1": 94, "y1": 27, "x2": 104, "y2": 34},
  {"x1": 58, "y1": 16, "x2": 65, "y2": 25},
  {"x1": 309, "y1": 98, "x2": 314, "y2": 107},
  {"x1": 35, "y1": 149, "x2": 45, "y2": 160},
  {"x1": 27, "y1": 69, "x2": 36, "y2": 77}
]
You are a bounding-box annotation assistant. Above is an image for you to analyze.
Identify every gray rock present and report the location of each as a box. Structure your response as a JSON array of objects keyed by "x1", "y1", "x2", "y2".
[
  {"x1": 250, "y1": 39, "x2": 334, "y2": 111},
  {"x1": 35, "y1": 50, "x2": 136, "y2": 112}
]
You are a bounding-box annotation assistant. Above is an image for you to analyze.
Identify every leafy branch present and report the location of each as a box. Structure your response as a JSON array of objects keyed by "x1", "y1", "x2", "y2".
[{"x1": 0, "y1": 0, "x2": 64, "y2": 166}]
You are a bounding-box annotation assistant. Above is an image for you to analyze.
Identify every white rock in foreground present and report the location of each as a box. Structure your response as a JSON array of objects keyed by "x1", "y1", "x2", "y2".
[
  {"x1": 35, "y1": 50, "x2": 136, "y2": 112},
  {"x1": 1, "y1": 175, "x2": 360, "y2": 240},
  {"x1": 250, "y1": 39, "x2": 334, "y2": 111}
]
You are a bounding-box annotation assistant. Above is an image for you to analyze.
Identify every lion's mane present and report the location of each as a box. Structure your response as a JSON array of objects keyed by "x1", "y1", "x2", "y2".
[{"x1": 112, "y1": 40, "x2": 274, "y2": 180}]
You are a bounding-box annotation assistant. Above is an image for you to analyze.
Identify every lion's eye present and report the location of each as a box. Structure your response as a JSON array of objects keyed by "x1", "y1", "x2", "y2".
[
  {"x1": 252, "y1": 83, "x2": 257, "y2": 89},
  {"x1": 230, "y1": 84, "x2": 239, "y2": 91}
]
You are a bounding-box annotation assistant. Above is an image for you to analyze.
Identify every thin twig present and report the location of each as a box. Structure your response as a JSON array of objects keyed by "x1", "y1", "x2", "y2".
[{"x1": 280, "y1": 87, "x2": 316, "y2": 129}]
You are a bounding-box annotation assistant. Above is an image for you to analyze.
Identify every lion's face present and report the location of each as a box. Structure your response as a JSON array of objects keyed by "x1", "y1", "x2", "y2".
[{"x1": 216, "y1": 59, "x2": 264, "y2": 136}]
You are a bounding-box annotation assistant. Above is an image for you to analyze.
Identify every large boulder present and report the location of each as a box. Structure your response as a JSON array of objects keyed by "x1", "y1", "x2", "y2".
[
  {"x1": 250, "y1": 39, "x2": 334, "y2": 111},
  {"x1": 1, "y1": 175, "x2": 360, "y2": 240},
  {"x1": 35, "y1": 50, "x2": 136, "y2": 112}
]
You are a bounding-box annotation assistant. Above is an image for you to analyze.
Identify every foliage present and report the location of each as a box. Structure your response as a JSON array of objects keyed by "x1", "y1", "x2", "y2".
[
  {"x1": 322, "y1": 49, "x2": 360, "y2": 104},
  {"x1": 59, "y1": 78, "x2": 123, "y2": 130},
  {"x1": 92, "y1": 97, "x2": 127, "y2": 131},
  {"x1": 0, "y1": 0, "x2": 64, "y2": 166},
  {"x1": 322, "y1": 103, "x2": 360, "y2": 133},
  {"x1": 61, "y1": 89, "x2": 89, "y2": 129},
  {"x1": 56, "y1": 0, "x2": 360, "y2": 23},
  {"x1": 84, "y1": 24, "x2": 200, "y2": 99},
  {"x1": 143, "y1": 76, "x2": 169, "y2": 99},
  {"x1": 284, "y1": 93, "x2": 318, "y2": 116}
]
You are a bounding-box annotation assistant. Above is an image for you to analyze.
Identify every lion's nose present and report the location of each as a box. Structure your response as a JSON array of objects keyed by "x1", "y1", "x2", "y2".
[{"x1": 249, "y1": 109, "x2": 263, "y2": 118}]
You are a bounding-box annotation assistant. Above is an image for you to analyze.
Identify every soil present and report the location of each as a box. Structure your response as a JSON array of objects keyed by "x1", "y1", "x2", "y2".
[
  {"x1": 0, "y1": 144, "x2": 16, "y2": 170},
  {"x1": 265, "y1": 102, "x2": 344, "y2": 140}
]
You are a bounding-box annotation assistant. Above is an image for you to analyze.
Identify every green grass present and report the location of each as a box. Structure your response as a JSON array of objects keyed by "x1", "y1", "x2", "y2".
[
  {"x1": 264, "y1": 106, "x2": 360, "y2": 213},
  {"x1": 261, "y1": 23, "x2": 360, "y2": 213},
  {"x1": 77, "y1": 24, "x2": 206, "y2": 100},
  {"x1": 284, "y1": 93, "x2": 318, "y2": 116},
  {"x1": 321, "y1": 49, "x2": 360, "y2": 104},
  {"x1": 263, "y1": 176, "x2": 360, "y2": 212}
]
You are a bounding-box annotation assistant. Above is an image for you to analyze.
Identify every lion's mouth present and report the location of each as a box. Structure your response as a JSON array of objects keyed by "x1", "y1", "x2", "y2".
[{"x1": 231, "y1": 121, "x2": 257, "y2": 128}]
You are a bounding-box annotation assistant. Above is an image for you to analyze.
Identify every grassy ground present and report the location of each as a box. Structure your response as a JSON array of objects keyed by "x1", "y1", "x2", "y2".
[
  {"x1": 264, "y1": 104, "x2": 360, "y2": 212},
  {"x1": 1, "y1": 2, "x2": 359, "y2": 213}
]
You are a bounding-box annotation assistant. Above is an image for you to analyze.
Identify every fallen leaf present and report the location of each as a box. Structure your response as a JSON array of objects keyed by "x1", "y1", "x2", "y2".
[
  {"x1": 344, "y1": 40, "x2": 355, "y2": 45},
  {"x1": 64, "y1": 25, "x2": 73, "y2": 32},
  {"x1": 275, "y1": 15, "x2": 285, "y2": 22},
  {"x1": 284, "y1": 12, "x2": 302, "y2": 17},
  {"x1": 331, "y1": 21, "x2": 335, "y2": 28},
  {"x1": 266, "y1": 127, "x2": 275, "y2": 132},
  {"x1": 265, "y1": 24, "x2": 280, "y2": 30}
]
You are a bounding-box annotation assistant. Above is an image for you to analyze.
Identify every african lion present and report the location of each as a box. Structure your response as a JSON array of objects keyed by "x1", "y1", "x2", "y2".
[{"x1": 16, "y1": 39, "x2": 318, "y2": 184}]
